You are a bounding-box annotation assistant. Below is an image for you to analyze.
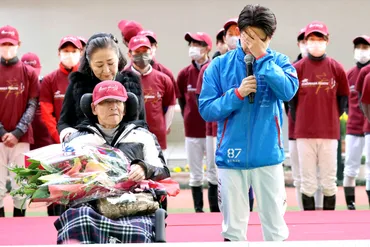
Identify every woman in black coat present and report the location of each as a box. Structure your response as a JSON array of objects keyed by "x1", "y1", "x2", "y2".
[{"x1": 57, "y1": 33, "x2": 145, "y2": 141}]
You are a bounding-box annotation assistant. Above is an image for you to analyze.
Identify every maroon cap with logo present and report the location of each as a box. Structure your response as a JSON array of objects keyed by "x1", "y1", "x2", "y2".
[
  {"x1": 121, "y1": 21, "x2": 143, "y2": 43},
  {"x1": 58, "y1": 36, "x2": 83, "y2": 50},
  {"x1": 128, "y1": 35, "x2": 151, "y2": 51},
  {"x1": 21, "y1": 52, "x2": 41, "y2": 68},
  {"x1": 305, "y1": 21, "x2": 329, "y2": 38},
  {"x1": 353, "y1": 35, "x2": 370, "y2": 46},
  {"x1": 93, "y1": 80, "x2": 128, "y2": 105},
  {"x1": 223, "y1": 18, "x2": 238, "y2": 32},
  {"x1": 184, "y1": 32, "x2": 213, "y2": 50},
  {"x1": 0, "y1": 25, "x2": 20, "y2": 45},
  {"x1": 138, "y1": 30, "x2": 157, "y2": 43}
]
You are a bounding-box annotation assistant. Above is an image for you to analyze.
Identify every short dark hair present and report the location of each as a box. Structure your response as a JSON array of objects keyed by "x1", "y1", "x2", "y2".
[
  {"x1": 79, "y1": 33, "x2": 127, "y2": 75},
  {"x1": 238, "y1": 4, "x2": 277, "y2": 37}
]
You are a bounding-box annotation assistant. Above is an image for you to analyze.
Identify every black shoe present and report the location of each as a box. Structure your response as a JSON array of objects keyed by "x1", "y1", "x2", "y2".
[
  {"x1": 249, "y1": 198, "x2": 254, "y2": 212},
  {"x1": 13, "y1": 207, "x2": 25, "y2": 217},
  {"x1": 0, "y1": 207, "x2": 4, "y2": 217},
  {"x1": 323, "y1": 195, "x2": 336, "y2": 210},
  {"x1": 224, "y1": 238, "x2": 231, "y2": 242},
  {"x1": 208, "y1": 182, "x2": 220, "y2": 212},
  {"x1": 344, "y1": 187, "x2": 356, "y2": 210},
  {"x1": 191, "y1": 186, "x2": 204, "y2": 213},
  {"x1": 366, "y1": 190, "x2": 370, "y2": 208},
  {"x1": 302, "y1": 194, "x2": 315, "y2": 211}
]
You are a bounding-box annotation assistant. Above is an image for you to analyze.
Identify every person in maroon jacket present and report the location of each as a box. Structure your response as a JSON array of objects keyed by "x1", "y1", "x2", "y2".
[
  {"x1": 0, "y1": 25, "x2": 39, "y2": 217},
  {"x1": 40, "y1": 36, "x2": 82, "y2": 145},
  {"x1": 290, "y1": 21, "x2": 350, "y2": 211},
  {"x1": 343, "y1": 35, "x2": 370, "y2": 210},
  {"x1": 40, "y1": 36, "x2": 82, "y2": 216},
  {"x1": 118, "y1": 20, "x2": 143, "y2": 48},
  {"x1": 21, "y1": 52, "x2": 53, "y2": 150},
  {"x1": 285, "y1": 27, "x2": 323, "y2": 210},
  {"x1": 177, "y1": 31, "x2": 214, "y2": 213},
  {"x1": 126, "y1": 35, "x2": 176, "y2": 157}
]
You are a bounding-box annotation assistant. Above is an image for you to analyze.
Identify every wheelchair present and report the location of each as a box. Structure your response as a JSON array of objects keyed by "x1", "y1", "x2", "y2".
[{"x1": 80, "y1": 92, "x2": 168, "y2": 243}]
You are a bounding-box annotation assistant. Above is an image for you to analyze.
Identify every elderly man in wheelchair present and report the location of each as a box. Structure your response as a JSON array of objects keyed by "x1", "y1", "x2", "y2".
[{"x1": 55, "y1": 80, "x2": 169, "y2": 244}]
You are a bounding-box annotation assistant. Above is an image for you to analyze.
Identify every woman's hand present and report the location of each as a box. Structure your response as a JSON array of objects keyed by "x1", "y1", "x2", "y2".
[{"x1": 128, "y1": 164, "x2": 146, "y2": 182}]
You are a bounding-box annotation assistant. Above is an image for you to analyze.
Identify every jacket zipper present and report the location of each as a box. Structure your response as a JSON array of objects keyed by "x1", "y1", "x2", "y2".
[
  {"x1": 217, "y1": 118, "x2": 228, "y2": 149},
  {"x1": 274, "y1": 116, "x2": 282, "y2": 148}
]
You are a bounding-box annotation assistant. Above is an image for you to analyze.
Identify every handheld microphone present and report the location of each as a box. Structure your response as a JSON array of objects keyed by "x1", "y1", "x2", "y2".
[{"x1": 244, "y1": 54, "x2": 255, "y2": 104}]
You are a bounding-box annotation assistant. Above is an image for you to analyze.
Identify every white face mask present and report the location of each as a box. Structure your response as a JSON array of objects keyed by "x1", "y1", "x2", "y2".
[
  {"x1": 189, "y1": 47, "x2": 203, "y2": 61},
  {"x1": 0, "y1": 45, "x2": 18, "y2": 60},
  {"x1": 354, "y1": 48, "x2": 370, "y2": 64},
  {"x1": 306, "y1": 40, "x2": 327, "y2": 57},
  {"x1": 226, "y1": 36, "x2": 239, "y2": 50},
  {"x1": 60, "y1": 51, "x2": 81, "y2": 68},
  {"x1": 299, "y1": 43, "x2": 308, "y2": 57}
]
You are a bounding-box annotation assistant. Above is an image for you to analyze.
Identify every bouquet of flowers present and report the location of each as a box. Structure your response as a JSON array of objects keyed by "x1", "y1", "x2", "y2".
[{"x1": 9, "y1": 144, "x2": 134, "y2": 208}]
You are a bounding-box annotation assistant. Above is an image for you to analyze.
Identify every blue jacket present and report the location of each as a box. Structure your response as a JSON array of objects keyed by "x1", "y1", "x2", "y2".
[{"x1": 198, "y1": 44, "x2": 298, "y2": 170}]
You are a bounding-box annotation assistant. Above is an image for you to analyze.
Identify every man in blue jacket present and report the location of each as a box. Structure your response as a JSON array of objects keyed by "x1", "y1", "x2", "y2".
[{"x1": 199, "y1": 4, "x2": 298, "y2": 242}]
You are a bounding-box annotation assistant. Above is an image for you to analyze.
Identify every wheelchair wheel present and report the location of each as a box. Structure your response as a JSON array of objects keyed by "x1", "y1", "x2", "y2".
[{"x1": 154, "y1": 208, "x2": 167, "y2": 242}]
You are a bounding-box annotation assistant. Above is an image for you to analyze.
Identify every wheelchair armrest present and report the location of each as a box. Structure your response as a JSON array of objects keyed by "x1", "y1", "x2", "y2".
[{"x1": 154, "y1": 208, "x2": 167, "y2": 243}]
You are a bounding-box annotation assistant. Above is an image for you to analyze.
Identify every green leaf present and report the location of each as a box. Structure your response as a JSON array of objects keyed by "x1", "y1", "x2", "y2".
[
  {"x1": 27, "y1": 162, "x2": 41, "y2": 170},
  {"x1": 32, "y1": 186, "x2": 50, "y2": 199}
]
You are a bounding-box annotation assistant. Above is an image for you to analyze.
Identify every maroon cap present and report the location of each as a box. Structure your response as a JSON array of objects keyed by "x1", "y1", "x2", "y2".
[
  {"x1": 21, "y1": 52, "x2": 41, "y2": 68},
  {"x1": 216, "y1": 28, "x2": 225, "y2": 41},
  {"x1": 121, "y1": 21, "x2": 143, "y2": 43},
  {"x1": 58, "y1": 36, "x2": 82, "y2": 50},
  {"x1": 297, "y1": 27, "x2": 306, "y2": 40},
  {"x1": 117, "y1": 19, "x2": 129, "y2": 31},
  {"x1": 305, "y1": 21, "x2": 329, "y2": 38},
  {"x1": 184, "y1": 32, "x2": 213, "y2": 49},
  {"x1": 77, "y1": 36, "x2": 87, "y2": 46},
  {"x1": 353, "y1": 35, "x2": 370, "y2": 46},
  {"x1": 93, "y1": 80, "x2": 128, "y2": 105},
  {"x1": 0, "y1": 25, "x2": 19, "y2": 45},
  {"x1": 128, "y1": 35, "x2": 151, "y2": 51},
  {"x1": 138, "y1": 30, "x2": 157, "y2": 43},
  {"x1": 223, "y1": 18, "x2": 238, "y2": 32}
]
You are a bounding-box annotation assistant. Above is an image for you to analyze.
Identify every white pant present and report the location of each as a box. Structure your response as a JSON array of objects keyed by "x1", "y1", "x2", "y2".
[
  {"x1": 289, "y1": 140, "x2": 323, "y2": 209},
  {"x1": 218, "y1": 165, "x2": 288, "y2": 241},
  {"x1": 297, "y1": 138, "x2": 338, "y2": 197},
  {"x1": 363, "y1": 135, "x2": 370, "y2": 181},
  {"x1": 0, "y1": 142, "x2": 30, "y2": 209},
  {"x1": 185, "y1": 137, "x2": 218, "y2": 186},
  {"x1": 205, "y1": 136, "x2": 218, "y2": 185},
  {"x1": 344, "y1": 135, "x2": 365, "y2": 178}
]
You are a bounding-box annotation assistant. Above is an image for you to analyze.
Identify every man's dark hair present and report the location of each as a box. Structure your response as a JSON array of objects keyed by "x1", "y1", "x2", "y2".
[{"x1": 238, "y1": 4, "x2": 277, "y2": 37}]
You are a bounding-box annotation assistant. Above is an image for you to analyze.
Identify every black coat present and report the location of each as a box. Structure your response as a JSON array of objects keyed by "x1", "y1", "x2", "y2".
[{"x1": 57, "y1": 71, "x2": 145, "y2": 134}]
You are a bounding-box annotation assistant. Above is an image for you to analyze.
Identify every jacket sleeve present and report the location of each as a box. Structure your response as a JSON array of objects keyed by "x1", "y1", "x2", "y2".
[
  {"x1": 57, "y1": 82, "x2": 77, "y2": 134},
  {"x1": 131, "y1": 129, "x2": 170, "y2": 181},
  {"x1": 40, "y1": 76, "x2": 60, "y2": 143},
  {"x1": 254, "y1": 52, "x2": 299, "y2": 102},
  {"x1": 198, "y1": 58, "x2": 245, "y2": 122}
]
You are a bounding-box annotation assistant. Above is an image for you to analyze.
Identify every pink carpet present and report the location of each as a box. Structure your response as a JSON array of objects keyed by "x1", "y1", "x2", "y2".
[{"x1": 0, "y1": 211, "x2": 369, "y2": 244}]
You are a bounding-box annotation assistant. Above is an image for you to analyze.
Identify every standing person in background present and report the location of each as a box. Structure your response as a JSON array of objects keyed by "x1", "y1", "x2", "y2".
[
  {"x1": 40, "y1": 36, "x2": 82, "y2": 216},
  {"x1": 223, "y1": 18, "x2": 240, "y2": 51},
  {"x1": 77, "y1": 36, "x2": 87, "y2": 53},
  {"x1": 177, "y1": 32, "x2": 217, "y2": 213},
  {"x1": 212, "y1": 28, "x2": 228, "y2": 59},
  {"x1": 199, "y1": 4, "x2": 297, "y2": 240},
  {"x1": 285, "y1": 27, "x2": 323, "y2": 210},
  {"x1": 291, "y1": 21, "x2": 350, "y2": 211},
  {"x1": 343, "y1": 35, "x2": 370, "y2": 210},
  {"x1": 21, "y1": 52, "x2": 53, "y2": 150},
  {"x1": 0, "y1": 25, "x2": 39, "y2": 217},
  {"x1": 126, "y1": 35, "x2": 176, "y2": 158},
  {"x1": 40, "y1": 36, "x2": 82, "y2": 145},
  {"x1": 118, "y1": 20, "x2": 143, "y2": 48}
]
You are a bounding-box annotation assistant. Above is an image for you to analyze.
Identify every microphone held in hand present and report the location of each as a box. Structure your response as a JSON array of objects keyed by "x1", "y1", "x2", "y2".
[{"x1": 244, "y1": 54, "x2": 255, "y2": 104}]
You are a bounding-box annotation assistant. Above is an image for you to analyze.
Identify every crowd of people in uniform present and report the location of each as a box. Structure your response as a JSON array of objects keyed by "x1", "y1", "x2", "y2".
[{"x1": 0, "y1": 13, "x2": 370, "y2": 219}]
